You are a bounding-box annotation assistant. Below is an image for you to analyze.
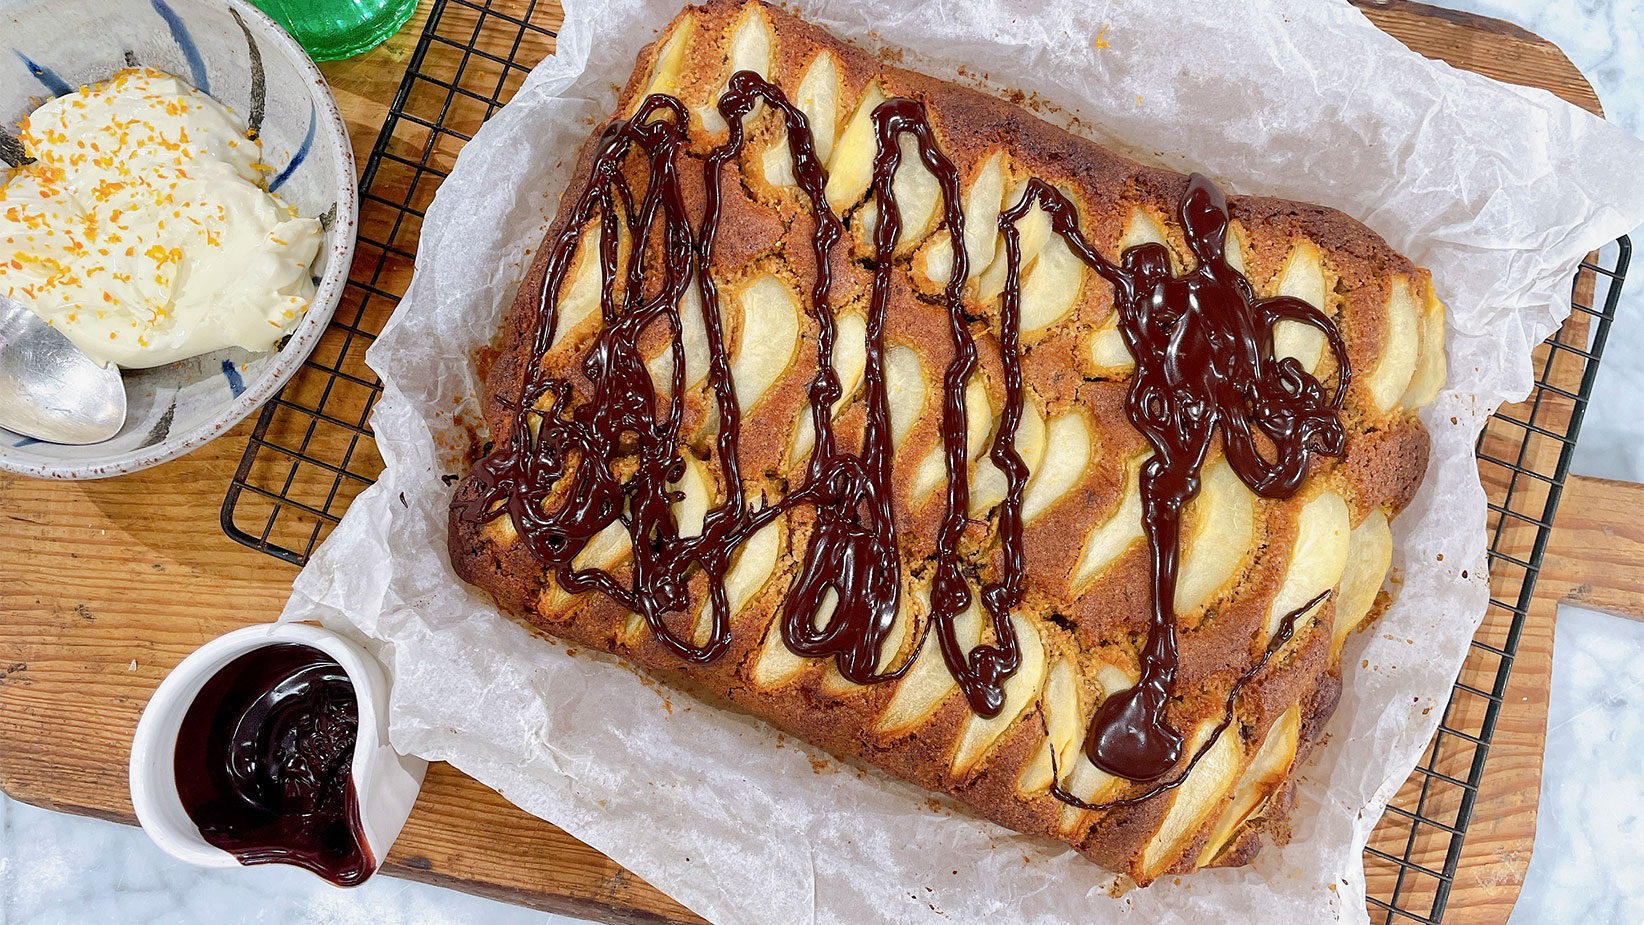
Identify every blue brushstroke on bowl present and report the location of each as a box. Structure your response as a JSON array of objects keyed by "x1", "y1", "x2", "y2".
[
  {"x1": 268, "y1": 101, "x2": 316, "y2": 193},
  {"x1": 13, "y1": 51, "x2": 71, "y2": 97},
  {"x1": 150, "y1": 0, "x2": 211, "y2": 95},
  {"x1": 12, "y1": 436, "x2": 42, "y2": 448},
  {"x1": 220, "y1": 359, "x2": 246, "y2": 397}
]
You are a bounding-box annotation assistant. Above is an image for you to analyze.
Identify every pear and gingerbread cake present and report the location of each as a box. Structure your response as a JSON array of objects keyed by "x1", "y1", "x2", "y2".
[{"x1": 448, "y1": 0, "x2": 1446, "y2": 885}]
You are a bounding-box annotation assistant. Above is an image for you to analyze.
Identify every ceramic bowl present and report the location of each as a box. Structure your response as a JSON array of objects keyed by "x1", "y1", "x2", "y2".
[
  {"x1": 0, "y1": 0, "x2": 357, "y2": 479},
  {"x1": 129, "y1": 622, "x2": 426, "y2": 885}
]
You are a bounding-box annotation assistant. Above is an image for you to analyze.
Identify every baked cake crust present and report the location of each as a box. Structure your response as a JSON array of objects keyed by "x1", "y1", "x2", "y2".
[{"x1": 449, "y1": 0, "x2": 1445, "y2": 885}]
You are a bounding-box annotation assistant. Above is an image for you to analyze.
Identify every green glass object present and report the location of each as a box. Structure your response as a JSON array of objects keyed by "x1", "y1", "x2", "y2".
[{"x1": 252, "y1": 0, "x2": 419, "y2": 62}]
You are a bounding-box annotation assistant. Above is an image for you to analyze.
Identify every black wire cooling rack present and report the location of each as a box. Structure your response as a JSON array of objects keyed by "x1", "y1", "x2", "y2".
[{"x1": 220, "y1": 1, "x2": 1633, "y2": 920}]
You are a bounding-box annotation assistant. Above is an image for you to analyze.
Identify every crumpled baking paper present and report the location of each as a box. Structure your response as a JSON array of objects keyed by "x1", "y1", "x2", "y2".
[{"x1": 277, "y1": 0, "x2": 1644, "y2": 921}]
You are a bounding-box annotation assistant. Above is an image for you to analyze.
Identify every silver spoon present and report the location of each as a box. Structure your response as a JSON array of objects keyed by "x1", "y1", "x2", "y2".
[{"x1": 0, "y1": 293, "x2": 127, "y2": 444}]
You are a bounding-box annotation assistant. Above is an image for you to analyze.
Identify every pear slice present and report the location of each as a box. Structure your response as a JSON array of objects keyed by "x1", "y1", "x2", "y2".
[
  {"x1": 1401, "y1": 281, "x2": 1447, "y2": 409},
  {"x1": 790, "y1": 311, "x2": 869, "y2": 464},
  {"x1": 913, "y1": 230, "x2": 955, "y2": 289},
  {"x1": 819, "y1": 574, "x2": 930, "y2": 695},
  {"x1": 694, "y1": 5, "x2": 774, "y2": 135},
  {"x1": 645, "y1": 275, "x2": 711, "y2": 397},
  {"x1": 913, "y1": 156, "x2": 1009, "y2": 289},
  {"x1": 1365, "y1": 276, "x2": 1421, "y2": 413},
  {"x1": 1272, "y1": 241, "x2": 1328, "y2": 376},
  {"x1": 1089, "y1": 323, "x2": 1135, "y2": 372},
  {"x1": 671, "y1": 453, "x2": 710, "y2": 539},
  {"x1": 1223, "y1": 221, "x2": 1249, "y2": 274},
  {"x1": 977, "y1": 183, "x2": 1053, "y2": 302},
  {"x1": 824, "y1": 82, "x2": 887, "y2": 214},
  {"x1": 886, "y1": 344, "x2": 928, "y2": 453},
  {"x1": 1017, "y1": 656, "x2": 1082, "y2": 793},
  {"x1": 969, "y1": 394, "x2": 1047, "y2": 515},
  {"x1": 952, "y1": 615, "x2": 1046, "y2": 776},
  {"x1": 1263, "y1": 490, "x2": 1350, "y2": 643},
  {"x1": 1140, "y1": 721, "x2": 1243, "y2": 877},
  {"x1": 636, "y1": 14, "x2": 696, "y2": 109},
  {"x1": 1022, "y1": 411, "x2": 1094, "y2": 524},
  {"x1": 910, "y1": 375, "x2": 992, "y2": 507},
  {"x1": 483, "y1": 507, "x2": 520, "y2": 546},
  {"x1": 1073, "y1": 454, "x2": 1146, "y2": 589},
  {"x1": 1332, "y1": 508, "x2": 1392, "y2": 655},
  {"x1": 851, "y1": 199, "x2": 880, "y2": 247},
  {"x1": 692, "y1": 516, "x2": 783, "y2": 645},
  {"x1": 1197, "y1": 704, "x2": 1301, "y2": 867},
  {"x1": 731, "y1": 275, "x2": 801, "y2": 413},
  {"x1": 1117, "y1": 208, "x2": 1170, "y2": 262},
  {"x1": 572, "y1": 519, "x2": 631, "y2": 573},
  {"x1": 550, "y1": 218, "x2": 605, "y2": 350},
  {"x1": 962, "y1": 152, "x2": 1008, "y2": 279},
  {"x1": 1018, "y1": 233, "x2": 1085, "y2": 333},
  {"x1": 1054, "y1": 662, "x2": 1134, "y2": 832},
  {"x1": 751, "y1": 586, "x2": 829, "y2": 687},
  {"x1": 1175, "y1": 458, "x2": 1256, "y2": 614},
  {"x1": 761, "y1": 134, "x2": 797, "y2": 188},
  {"x1": 890, "y1": 133, "x2": 942, "y2": 248},
  {"x1": 795, "y1": 51, "x2": 841, "y2": 164},
  {"x1": 878, "y1": 590, "x2": 973, "y2": 733}
]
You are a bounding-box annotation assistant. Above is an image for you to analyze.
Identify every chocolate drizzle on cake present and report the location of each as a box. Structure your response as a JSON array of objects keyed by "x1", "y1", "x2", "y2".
[{"x1": 454, "y1": 73, "x2": 1350, "y2": 793}]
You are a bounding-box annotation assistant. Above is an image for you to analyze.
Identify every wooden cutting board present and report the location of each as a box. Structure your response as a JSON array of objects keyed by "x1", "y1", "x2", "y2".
[{"x1": 0, "y1": 3, "x2": 1621, "y2": 922}]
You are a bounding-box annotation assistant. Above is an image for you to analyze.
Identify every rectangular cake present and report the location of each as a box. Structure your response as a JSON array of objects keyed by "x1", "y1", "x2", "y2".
[{"x1": 448, "y1": 0, "x2": 1446, "y2": 885}]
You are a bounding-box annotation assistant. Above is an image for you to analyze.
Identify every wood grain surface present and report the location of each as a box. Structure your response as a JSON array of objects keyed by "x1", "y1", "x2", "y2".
[{"x1": 0, "y1": 2, "x2": 1620, "y2": 923}]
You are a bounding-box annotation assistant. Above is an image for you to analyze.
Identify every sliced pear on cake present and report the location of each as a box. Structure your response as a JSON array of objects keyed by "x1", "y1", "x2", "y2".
[
  {"x1": 878, "y1": 589, "x2": 971, "y2": 733},
  {"x1": 637, "y1": 14, "x2": 695, "y2": 108},
  {"x1": 913, "y1": 230, "x2": 955, "y2": 290},
  {"x1": 1021, "y1": 410, "x2": 1094, "y2": 524},
  {"x1": 910, "y1": 376, "x2": 992, "y2": 508},
  {"x1": 886, "y1": 344, "x2": 928, "y2": 453},
  {"x1": 824, "y1": 82, "x2": 887, "y2": 213},
  {"x1": 978, "y1": 183, "x2": 1053, "y2": 302},
  {"x1": 1018, "y1": 233, "x2": 1085, "y2": 333},
  {"x1": 1332, "y1": 507, "x2": 1393, "y2": 655},
  {"x1": 790, "y1": 311, "x2": 868, "y2": 464},
  {"x1": 694, "y1": 5, "x2": 774, "y2": 135},
  {"x1": 952, "y1": 615, "x2": 1046, "y2": 777},
  {"x1": 1263, "y1": 490, "x2": 1350, "y2": 643},
  {"x1": 1073, "y1": 454, "x2": 1146, "y2": 589},
  {"x1": 795, "y1": 51, "x2": 841, "y2": 164},
  {"x1": 969, "y1": 395, "x2": 1047, "y2": 516},
  {"x1": 1365, "y1": 275, "x2": 1422, "y2": 413},
  {"x1": 1175, "y1": 458, "x2": 1256, "y2": 614},
  {"x1": 1197, "y1": 704, "x2": 1301, "y2": 867},
  {"x1": 1271, "y1": 241, "x2": 1328, "y2": 376},
  {"x1": 646, "y1": 276, "x2": 711, "y2": 398},
  {"x1": 1401, "y1": 280, "x2": 1447, "y2": 409},
  {"x1": 1139, "y1": 721, "x2": 1243, "y2": 878},
  {"x1": 1117, "y1": 208, "x2": 1171, "y2": 263},
  {"x1": 731, "y1": 274, "x2": 801, "y2": 413},
  {"x1": 550, "y1": 218, "x2": 605, "y2": 350},
  {"x1": 692, "y1": 516, "x2": 783, "y2": 645},
  {"x1": 1016, "y1": 655, "x2": 1082, "y2": 794},
  {"x1": 1089, "y1": 322, "x2": 1135, "y2": 373}
]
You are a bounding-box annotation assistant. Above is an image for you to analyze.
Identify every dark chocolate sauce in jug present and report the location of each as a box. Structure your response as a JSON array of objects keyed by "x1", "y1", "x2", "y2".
[
  {"x1": 173, "y1": 644, "x2": 371, "y2": 886},
  {"x1": 454, "y1": 71, "x2": 1352, "y2": 800}
]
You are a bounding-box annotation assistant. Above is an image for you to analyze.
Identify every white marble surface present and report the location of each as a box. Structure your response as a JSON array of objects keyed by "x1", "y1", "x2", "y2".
[{"x1": 1, "y1": 1, "x2": 1641, "y2": 923}]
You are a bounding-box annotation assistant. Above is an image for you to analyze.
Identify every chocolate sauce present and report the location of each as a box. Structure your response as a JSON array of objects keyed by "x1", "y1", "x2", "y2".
[
  {"x1": 174, "y1": 644, "x2": 371, "y2": 886},
  {"x1": 454, "y1": 73, "x2": 1350, "y2": 795}
]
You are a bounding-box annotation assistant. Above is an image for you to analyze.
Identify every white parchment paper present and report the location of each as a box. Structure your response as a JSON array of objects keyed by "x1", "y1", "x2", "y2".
[{"x1": 278, "y1": 1, "x2": 1644, "y2": 921}]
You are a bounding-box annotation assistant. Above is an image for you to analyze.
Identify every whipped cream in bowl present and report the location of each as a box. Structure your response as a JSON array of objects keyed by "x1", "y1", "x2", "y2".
[
  {"x1": 3, "y1": 68, "x2": 324, "y2": 370},
  {"x1": 0, "y1": 0, "x2": 356, "y2": 479}
]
